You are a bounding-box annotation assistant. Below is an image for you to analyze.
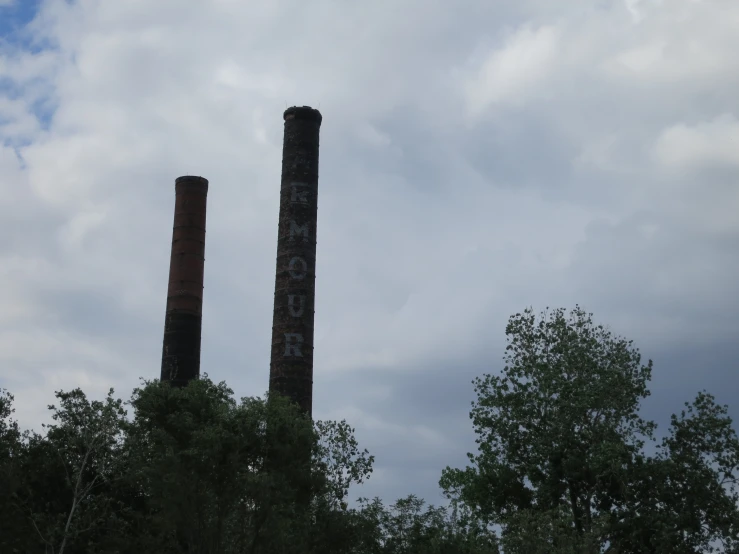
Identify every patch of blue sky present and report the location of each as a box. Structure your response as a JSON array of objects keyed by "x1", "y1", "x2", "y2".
[
  {"x1": 30, "y1": 93, "x2": 56, "y2": 129},
  {"x1": 1, "y1": 0, "x2": 45, "y2": 52},
  {"x1": 1, "y1": 1, "x2": 59, "y2": 137}
]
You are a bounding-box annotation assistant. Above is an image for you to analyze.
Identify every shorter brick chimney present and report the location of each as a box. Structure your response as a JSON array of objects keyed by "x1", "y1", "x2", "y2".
[{"x1": 160, "y1": 175, "x2": 209, "y2": 387}]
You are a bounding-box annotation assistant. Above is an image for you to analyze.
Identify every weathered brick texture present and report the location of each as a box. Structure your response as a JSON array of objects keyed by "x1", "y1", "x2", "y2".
[
  {"x1": 161, "y1": 176, "x2": 209, "y2": 387},
  {"x1": 269, "y1": 107, "x2": 322, "y2": 415}
]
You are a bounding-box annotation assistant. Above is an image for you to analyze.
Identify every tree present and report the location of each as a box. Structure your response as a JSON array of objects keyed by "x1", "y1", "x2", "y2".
[
  {"x1": 606, "y1": 391, "x2": 739, "y2": 552},
  {"x1": 353, "y1": 494, "x2": 499, "y2": 554},
  {"x1": 0, "y1": 377, "x2": 378, "y2": 553},
  {"x1": 9, "y1": 388, "x2": 128, "y2": 554},
  {"x1": 440, "y1": 306, "x2": 739, "y2": 553},
  {"x1": 494, "y1": 507, "x2": 607, "y2": 553},
  {"x1": 0, "y1": 388, "x2": 32, "y2": 553},
  {"x1": 119, "y1": 375, "x2": 375, "y2": 553}
]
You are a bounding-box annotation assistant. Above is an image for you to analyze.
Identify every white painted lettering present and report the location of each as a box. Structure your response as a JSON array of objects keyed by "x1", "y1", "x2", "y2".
[
  {"x1": 289, "y1": 220, "x2": 309, "y2": 242},
  {"x1": 290, "y1": 183, "x2": 310, "y2": 204},
  {"x1": 288, "y1": 295, "x2": 306, "y2": 317},
  {"x1": 288, "y1": 257, "x2": 307, "y2": 280},
  {"x1": 284, "y1": 333, "x2": 304, "y2": 357}
]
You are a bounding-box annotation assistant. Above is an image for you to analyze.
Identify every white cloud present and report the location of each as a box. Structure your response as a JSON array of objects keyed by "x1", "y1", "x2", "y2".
[
  {"x1": 602, "y1": 0, "x2": 739, "y2": 86},
  {"x1": 653, "y1": 114, "x2": 739, "y2": 171},
  {"x1": 624, "y1": 0, "x2": 646, "y2": 23},
  {"x1": 464, "y1": 24, "x2": 559, "y2": 116},
  {"x1": 58, "y1": 207, "x2": 108, "y2": 250}
]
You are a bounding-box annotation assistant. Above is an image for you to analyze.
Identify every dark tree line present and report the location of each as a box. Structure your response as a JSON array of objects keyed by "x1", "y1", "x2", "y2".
[{"x1": 2, "y1": 306, "x2": 738, "y2": 553}]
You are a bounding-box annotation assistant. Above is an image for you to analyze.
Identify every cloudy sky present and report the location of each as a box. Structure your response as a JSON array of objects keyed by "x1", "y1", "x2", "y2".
[{"x1": 1, "y1": 0, "x2": 738, "y2": 506}]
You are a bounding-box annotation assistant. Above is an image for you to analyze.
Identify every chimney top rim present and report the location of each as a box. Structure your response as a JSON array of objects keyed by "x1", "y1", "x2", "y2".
[
  {"x1": 284, "y1": 106, "x2": 322, "y2": 124},
  {"x1": 175, "y1": 175, "x2": 209, "y2": 186}
]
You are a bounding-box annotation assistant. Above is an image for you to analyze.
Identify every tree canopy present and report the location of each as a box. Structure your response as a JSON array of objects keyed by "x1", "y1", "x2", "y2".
[
  {"x1": 0, "y1": 378, "x2": 377, "y2": 553},
  {"x1": 2, "y1": 306, "x2": 737, "y2": 553},
  {"x1": 440, "y1": 306, "x2": 739, "y2": 553}
]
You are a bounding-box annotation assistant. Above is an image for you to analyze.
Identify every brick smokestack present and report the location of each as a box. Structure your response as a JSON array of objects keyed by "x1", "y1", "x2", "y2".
[
  {"x1": 161, "y1": 175, "x2": 209, "y2": 387},
  {"x1": 269, "y1": 106, "x2": 322, "y2": 415}
]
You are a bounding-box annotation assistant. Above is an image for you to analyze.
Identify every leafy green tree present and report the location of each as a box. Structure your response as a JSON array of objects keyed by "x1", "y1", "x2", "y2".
[
  {"x1": 440, "y1": 306, "x2": 739, "y2": 553},
  {"x1": 0, "y1": 377, "x2": 379, "y2": 553},
  {"x1": 495, "y1": 507, "x2": 606, "y2": 553},
  {"x1": 2, "y1": 387, "x2": 128, "y2": 554},
  {"x1": 119, "y1": 376, "x2": 375, "y2": 554},
  {"x1": 606, "y1": 391, "x2": 739, "y2": 553},
  {"x1": 353, "y1": 494, "x2": 499, "y2": 553},
  {"x1": 0, "y1": 388, "x2": 32, "y2": 553}
]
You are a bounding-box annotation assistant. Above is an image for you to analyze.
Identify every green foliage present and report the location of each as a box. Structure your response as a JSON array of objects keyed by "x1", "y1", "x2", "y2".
[
  {"x1": 496, "y1": 507, "x2": 607, "y2": 554},
  {"x1": 314, "y1": 418, "x2": 375, "y2": 510},
  {"x1": 353, "y1": 494, "x2": 499, "y2": 554},
  {"x1": 1, "y1": 375, "x2": 502, "y2": 553},
  {"x1": 2, "y1": 387, "x2": 128, "y2": 554},
  {"x1": 0, "y1": 388, "x2": 29, "y2": 553},
  {"x1": 606, "y1": 391, "x2": 739, "y2": 553},
  {"x1": 440, "y1": 306, "x2": 739, "y2": 553},
  {"x1": 120, "y1": 375, "x2": 376, "y2": 553},
  {"x1": 0, "y1": 376, "x2": 378, "y2": 553},
  {"x1": 3, "y1": 306, "x2": 738, "y2": 554}
]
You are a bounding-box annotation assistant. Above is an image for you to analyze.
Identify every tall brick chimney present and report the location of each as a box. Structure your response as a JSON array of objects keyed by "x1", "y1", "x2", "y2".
[
  {"x1": 269, "y1": 106, "x2": 322, "y2": 415},
  {"x1": 161, "y1": 175, "x2": 209, "y2": 387}
]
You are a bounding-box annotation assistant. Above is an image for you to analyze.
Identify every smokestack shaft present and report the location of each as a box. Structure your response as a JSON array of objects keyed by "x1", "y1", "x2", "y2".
[
  {"x1": 161, "y1": 175, "x2": 209, "y2": 386},
  {"x1": 269, "y1": 107, "x2": 322, "y2": 415}
]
